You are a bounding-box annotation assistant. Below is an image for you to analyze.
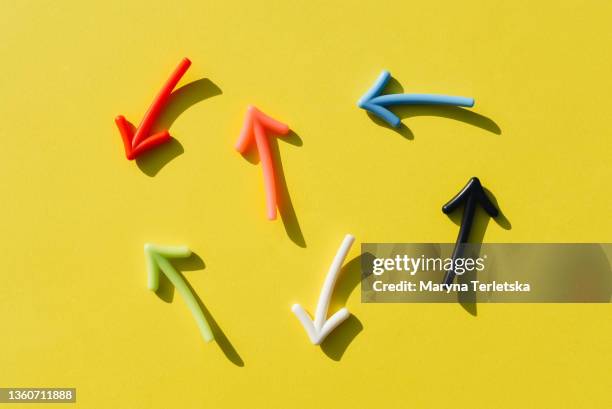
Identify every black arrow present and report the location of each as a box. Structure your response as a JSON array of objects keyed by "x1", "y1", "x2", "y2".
[{"x1": 442, "y1": 177, "x2": 499, "y2": 285}]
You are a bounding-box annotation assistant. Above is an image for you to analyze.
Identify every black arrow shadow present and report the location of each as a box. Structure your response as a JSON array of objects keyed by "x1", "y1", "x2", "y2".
[
  {"x1": 154, "y1": 252, "x2": 244, "y2": 366},
  {"x1": 133, "y1": 78, "x2": 222, "y2": 176},
  {"x1": 366, "y1": 76, "x2": 501, "y2": 139}
]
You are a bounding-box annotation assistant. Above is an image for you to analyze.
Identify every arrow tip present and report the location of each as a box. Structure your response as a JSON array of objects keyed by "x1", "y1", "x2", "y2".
[
  {"x1": 115, "y1": 115, "x2": 136, "y2": 160},
  {"x1": 144, "y1": 243, "x2": 160, "y2": 291},
  {"x1": 357, "y1": 70, "x2": 402, "y2": 128},
  {"x1": 357, "y1": 70, "x2": 391, "y2": 109},
  {"x1": 235, "y1": 105, "x2": 290, "y2": 153},
  {"x1": 442, "y1": 177, "x2": 499, "y2": 218}
]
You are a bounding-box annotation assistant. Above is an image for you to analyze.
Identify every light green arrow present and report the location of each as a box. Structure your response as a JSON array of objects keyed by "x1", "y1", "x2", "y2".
[{"x1": 144, "y1": 243, "x2": 214, "y2": 342}]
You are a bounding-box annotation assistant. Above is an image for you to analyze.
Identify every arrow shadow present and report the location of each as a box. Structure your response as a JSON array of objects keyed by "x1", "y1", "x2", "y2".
[
  {"x1": 135, "y1": 78, "x2": 222, "y2": 176},
  {"x1": 154, "y1": 252, "x2": 244, "y2": 366},
  {"x1": 367, "y1": 76, "x2": 501, "y2": 139},
  {"x1": 446, "y1": 187, "x2": 511, "y2": 316},
  {"x1": 241, "y1": 130, "x2": 306, "y2": 247},
  {"x1": 318, "y1": 252, "x2": 375, "y2": 360}
]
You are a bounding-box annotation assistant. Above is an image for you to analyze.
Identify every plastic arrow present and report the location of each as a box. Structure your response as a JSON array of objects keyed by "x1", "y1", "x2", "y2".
[
  {"x1": 235, "y1": 105, "x2": 290, "y2": 220},
  {"x1": 358, "y1": 70, "x2": 475, "y2": 128},
  {"x1": 292, "y1": 234, "x2": 355, "y2": 345},
  {"x1": 442, "y1": 177, "x2": 499, "y2": 285},
  {"x1": 145, "y1": 243, "x2": 213, "y2": 342},
  {"x1": 115, "y1": 58, "x2": 191, "y2": 160}
]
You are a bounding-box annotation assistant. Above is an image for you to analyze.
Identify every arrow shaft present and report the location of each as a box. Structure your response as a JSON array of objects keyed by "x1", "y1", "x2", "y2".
[
  {"x1": 132, "y1": 58, "x2": 191, "y2": 148},
  {"x1": 253, "y1": 121, "x2": 278, "y2": 220},
  {"x1": 371, "y1": 93, "x2": 474, "y2": 108},
  {"x1": 314, "y1": 235, "x2": 354, "y2": 329},
  {"x1": 154, "y1": 253, "x2": 213, "y2": 342},
  {"x1": 443, "y1": 194, "x2": 476, "y2": 285}
]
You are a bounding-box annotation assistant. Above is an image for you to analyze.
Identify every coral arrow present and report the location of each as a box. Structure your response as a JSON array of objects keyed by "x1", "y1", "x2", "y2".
[
  {"x1": 292, "y1": 234, "x2": 354, "y2": 345},
  {"x1": 358, "y1": 70, "x2": 475, "y2": 128},
  {"x1": 442, "y1": 177, "x2": 499, "y2": 285},
  {"x1": 144, "y1": 243, "x2": 213, "y2": 343},
  {"x1": 115, "y1": 58, "x2": 191, "y2": 160},
  {"x1": 235, "y1": 106, "x2": 290, "y2": 220}
]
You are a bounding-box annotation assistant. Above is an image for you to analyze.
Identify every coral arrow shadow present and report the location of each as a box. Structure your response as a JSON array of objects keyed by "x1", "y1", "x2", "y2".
[{"x1": 240, "y1": 129, "x2": 306, "y2": 247}]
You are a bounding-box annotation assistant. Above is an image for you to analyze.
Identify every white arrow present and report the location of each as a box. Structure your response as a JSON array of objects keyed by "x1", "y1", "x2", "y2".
[{"x1": 292, "y1": 234, "x2": 355, "y2": 345}]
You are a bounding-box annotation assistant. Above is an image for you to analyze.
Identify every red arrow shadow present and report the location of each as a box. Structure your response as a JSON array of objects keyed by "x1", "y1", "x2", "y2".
[{"x1": 134, "y1": 78, "x2": 222, "y2": 176}]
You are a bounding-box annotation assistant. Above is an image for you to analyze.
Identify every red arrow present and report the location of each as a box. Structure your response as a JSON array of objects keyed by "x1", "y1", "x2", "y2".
[
  {"x1": 236, "y1": 106, "x2": 290, "y2": 220},
  {"x1": 115, "y1": 57, "x2": 191, "y2": 160}
]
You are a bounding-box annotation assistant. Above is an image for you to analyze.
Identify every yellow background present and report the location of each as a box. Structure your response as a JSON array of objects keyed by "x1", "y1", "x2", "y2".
[{"x1": 1, "y1": 1, "x2": 611, "y2": 408}]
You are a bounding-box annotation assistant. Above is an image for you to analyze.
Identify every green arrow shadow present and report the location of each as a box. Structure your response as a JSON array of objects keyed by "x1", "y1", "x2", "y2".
[{"x1": 155, "y1": 252, "x2": 244, "y2": 367}]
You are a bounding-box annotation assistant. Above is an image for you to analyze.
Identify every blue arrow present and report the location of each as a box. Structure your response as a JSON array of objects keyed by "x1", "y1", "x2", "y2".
[{"x1": 357, "y1": 70, "x2": 475, "y2": 128}]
